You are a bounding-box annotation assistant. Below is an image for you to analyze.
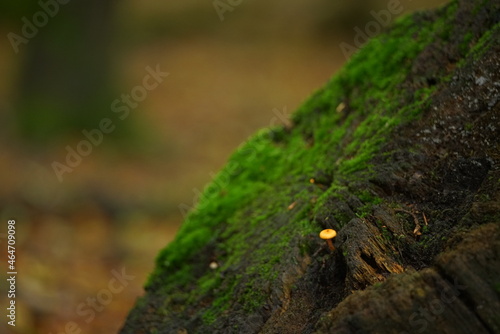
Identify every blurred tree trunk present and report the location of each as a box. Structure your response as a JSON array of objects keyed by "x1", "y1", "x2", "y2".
[{"x1": 11, "y1": 0, "x2": 116, "y2": 143}]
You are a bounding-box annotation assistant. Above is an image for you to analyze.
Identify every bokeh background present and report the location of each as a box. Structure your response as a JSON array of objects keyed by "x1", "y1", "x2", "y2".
[{"x1": 0, "y1": 0, "x2": 447, "y2": 333}]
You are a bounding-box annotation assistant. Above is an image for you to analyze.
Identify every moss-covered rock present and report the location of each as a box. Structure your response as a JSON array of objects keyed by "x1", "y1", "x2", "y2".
[{"x1": 121, "y1": 0, "x2": 500, "y2": 333}]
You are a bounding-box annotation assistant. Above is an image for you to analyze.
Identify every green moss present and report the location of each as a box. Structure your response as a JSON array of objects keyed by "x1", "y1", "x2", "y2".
[
  {"x1": 473, "y1": 0, "x2": 489, "y2": 14},
  {"x1": 463, "y1": 21, "x2": 500, "y2": 62},
  {"x1": 460, "y1": 31, "x2": 474, "y2": 54},
  {"x1": 358, "y1": 190, "x2": 383, "y2": 206}
]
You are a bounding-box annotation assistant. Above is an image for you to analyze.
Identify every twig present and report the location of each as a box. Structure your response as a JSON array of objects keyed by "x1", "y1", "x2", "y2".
[
  {"x1": 394, "y1": 208, "x2": 421, "y2": 236},
  {"x1": 422, "y1": 212, "x2": 429, "y2": 226}
]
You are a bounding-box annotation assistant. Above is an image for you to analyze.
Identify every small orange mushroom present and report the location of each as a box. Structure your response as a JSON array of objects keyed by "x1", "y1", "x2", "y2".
[{"x1": 319, "y1": 229, "x2": 337, "y2": 251}]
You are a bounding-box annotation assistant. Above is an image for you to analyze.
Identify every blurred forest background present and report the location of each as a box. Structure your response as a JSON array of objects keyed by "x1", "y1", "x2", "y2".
[{"x1": 0, "y1": 0, "x2": 446, "y2": 333}]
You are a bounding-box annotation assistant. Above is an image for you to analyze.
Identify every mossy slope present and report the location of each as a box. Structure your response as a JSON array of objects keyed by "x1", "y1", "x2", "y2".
[{"x1": 121, "y1": 0, "x2": 500, "y2": 333}]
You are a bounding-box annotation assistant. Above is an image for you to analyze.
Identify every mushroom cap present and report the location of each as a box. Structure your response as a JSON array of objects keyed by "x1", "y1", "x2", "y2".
[{"x1": 319, "y1": 229, "x2": 337, "y2": 239}]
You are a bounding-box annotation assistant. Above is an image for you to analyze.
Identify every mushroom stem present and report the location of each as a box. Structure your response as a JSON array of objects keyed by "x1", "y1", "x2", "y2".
[{"x1": 326, "y1": 239, "x2": 335, "y2": 251}]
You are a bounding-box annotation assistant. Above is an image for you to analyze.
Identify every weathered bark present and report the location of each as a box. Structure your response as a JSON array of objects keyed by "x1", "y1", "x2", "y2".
[{"x1": 121, "y1": 0, "x2": 500, "y2": 333}]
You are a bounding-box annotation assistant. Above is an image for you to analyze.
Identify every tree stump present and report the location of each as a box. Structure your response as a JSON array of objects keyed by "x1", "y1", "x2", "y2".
[{"x1": 121, "y1": 0, "x2": 500, "y2": 333}]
